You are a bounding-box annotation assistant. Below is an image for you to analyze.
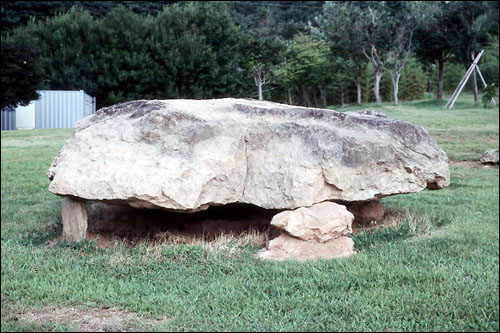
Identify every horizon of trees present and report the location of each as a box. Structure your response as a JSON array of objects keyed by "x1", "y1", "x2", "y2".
[{"x1": 1, "y1": 1, "x2": 499, "y2": 110}]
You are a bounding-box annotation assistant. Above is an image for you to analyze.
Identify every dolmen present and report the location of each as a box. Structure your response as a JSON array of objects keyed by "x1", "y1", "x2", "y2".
[{"x1": 47, "y1": 98, "x2": 450, "y2": 260}]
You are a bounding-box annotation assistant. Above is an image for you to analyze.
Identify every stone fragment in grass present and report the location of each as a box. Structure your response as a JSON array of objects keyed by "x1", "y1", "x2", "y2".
[
  {"x1": 480, "y1": 149, "x2": 499, "y2": 164},
  {"x1": 347, "y1": 200, "x2": 385, "y2": 225},
  {"x1": 61, "y1": 197, "x2": 88, "y2": 242}
]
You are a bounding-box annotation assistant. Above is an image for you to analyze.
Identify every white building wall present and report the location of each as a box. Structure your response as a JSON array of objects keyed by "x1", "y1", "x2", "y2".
[{"x1": 15, "y1": 101, "x2": 36, "y2": 129}]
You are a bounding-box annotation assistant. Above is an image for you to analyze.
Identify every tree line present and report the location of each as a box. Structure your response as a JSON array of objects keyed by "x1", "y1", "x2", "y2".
[{"x1": 1, "y1": 1, "x2": 498, "y2": 110}]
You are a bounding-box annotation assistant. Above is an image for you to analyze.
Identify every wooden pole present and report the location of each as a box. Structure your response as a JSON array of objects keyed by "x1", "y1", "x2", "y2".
[
  {"x1": 475, "y1": 65, "x2": 497, "y2": 106},
  {"x1": 445, "y1": 50, "x2": 484, "y2": 109}
]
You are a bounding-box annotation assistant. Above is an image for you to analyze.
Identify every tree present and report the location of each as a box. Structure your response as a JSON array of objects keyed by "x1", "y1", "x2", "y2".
[
  {"x1": 149, "y1": 2, "x2": 243, "y2": 100},
  {"x1": 414, "y1": 1, "x2": 455, "y2": 100},
  {"x1": 358, "y1": 2, "x2": 391, "y2": 104},
  {"x1": 0, "y1": 32, "x2": 42, "y2": 109},
  {"x1": 384, "y1": 1, "x2": 419, "y2": 105},
  {"x1": 226, "y1": 1, "x2": 324, "y2": 41},
  {"x1": 314, "y1": 1, "x2": 367, "y2": 105},
  {"x1": 274, "y1": 34, "x2": 331, "y2": 107},
  {"x1": 240, "y1": 8, "x2": 285, "y2": 100},
  {"x1": 97, "y1": 6, "x2": 158, "y2": 105},
  {"x1": 447, "y1": 1, "x2": 495, "y2": 104},
  {"x1": 0, "y1": 1, "x2": 177, "y2": 32},
  {"x1": 18, "y1": 7, "x2": 102, "y2": 102}
]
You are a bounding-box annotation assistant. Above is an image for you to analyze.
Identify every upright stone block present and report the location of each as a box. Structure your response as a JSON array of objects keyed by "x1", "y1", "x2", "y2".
[{"x1": 61, "y1": 197, "x2": 88, "y2": 242}]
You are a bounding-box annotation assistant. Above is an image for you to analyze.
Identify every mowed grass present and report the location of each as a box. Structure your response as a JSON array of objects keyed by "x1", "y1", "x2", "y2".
[{"x1": 1, "y1": 93, "x2": 499, "y2": 331}]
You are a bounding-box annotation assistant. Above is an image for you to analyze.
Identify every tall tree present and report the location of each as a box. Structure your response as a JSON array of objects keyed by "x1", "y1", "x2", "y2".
[
  {"x1": 384, "y1": 1, "x2": 419, "y2": 105},
  {"x1": 241, "y1": 8, "x2": 285, "y2": 100},
  {"x1": 447, "y1": 1, "x2": 495, "y2": 104},
  {"x1": 414, "y1": 1, "x2": 455, "y2": 100},
  {"x1": 358, "y1": 2, "x2": 390, "y2": 104},
  {"x1": 1, "y1": 32, "x2": 42, "y2": 109},
  {"x1": 0, "y1": 1, "x2": 177, "y2": 32},
  {"x1": 274, "y1": 34, "x2": 330, "y2": 107},
  {"x1": 314, "y1": 1, "x2": 367, "y2": 104}
]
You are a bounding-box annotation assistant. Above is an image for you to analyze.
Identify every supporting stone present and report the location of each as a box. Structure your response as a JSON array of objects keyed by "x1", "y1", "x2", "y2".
[
  {"x1": 256, "y1": 201, "x2": 355, "y2": 261},
  {"x1": 256, "y1": 234, "x2": 355, "y2": 261},
  {"x1": 61, "y1": 197, "x2": 88, "y2": 242}
]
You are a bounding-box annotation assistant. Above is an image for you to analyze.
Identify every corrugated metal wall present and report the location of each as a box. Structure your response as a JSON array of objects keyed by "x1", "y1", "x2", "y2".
[
  {"x1": 35, "y1": 90, "x2": 96, "y2": 129},
  {"x1": 1, "y1": 107, "x2": 16, "y2": 131}
]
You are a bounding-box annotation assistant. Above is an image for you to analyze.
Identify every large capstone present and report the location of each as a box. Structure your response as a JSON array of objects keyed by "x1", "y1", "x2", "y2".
[{"x1": 47, "y1": 98, "x2": 450, "y2": 212}]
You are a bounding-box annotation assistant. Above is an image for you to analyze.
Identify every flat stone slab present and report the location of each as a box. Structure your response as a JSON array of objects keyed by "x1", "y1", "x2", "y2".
[
  {"x1": 47, "y1": 98, "x2": 449, "y2": 212},
  {"x1": 256, "y1": 234, "x2": 355, "y2": 261}
]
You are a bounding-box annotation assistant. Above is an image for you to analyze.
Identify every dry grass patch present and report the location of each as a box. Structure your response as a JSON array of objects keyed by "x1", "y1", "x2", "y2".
[{"x1": 7, "y1": 306, "x2": 169, "y2": 332}]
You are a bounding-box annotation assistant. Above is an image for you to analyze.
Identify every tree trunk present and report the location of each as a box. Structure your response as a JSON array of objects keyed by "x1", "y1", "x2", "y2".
[
  {"x1": 253, "y1": 65, "x2": 264, "y2": 101},
  {"x1": 471, "y1": 67, "x2": 479, "y2": 105},
  {"x1": 437, "y1": 59, "x2": 444, "y2": 100},
  {"x1": 470, "y1": 51, "x2": 479, "y2": 105},
  {"x1": 301, "y1": 86, "x2": 309, "y2": 106},
  {"x1": 319, "y1": 87, "x2": 328, "y2": 108},
  {"x1": 356, "y1": 75, "x2": 362, "y2": 105},
  {"x1": 288, "y1": 89, "x2": 293, "y2": 105},
  {"x1": 390, "y1": 70, "x2": 401, "y2": 105},
  {"x1": 373, "y1": 68, "x2": 383, "y2": 104},
  {"x1": 312, "y1": 89, "x2": 319, "y2": 107}
]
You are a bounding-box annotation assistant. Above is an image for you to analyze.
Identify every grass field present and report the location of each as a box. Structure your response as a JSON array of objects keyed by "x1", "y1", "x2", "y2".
[{"x1": 1, "y1": 93, "x2": 499, "y2": 331}]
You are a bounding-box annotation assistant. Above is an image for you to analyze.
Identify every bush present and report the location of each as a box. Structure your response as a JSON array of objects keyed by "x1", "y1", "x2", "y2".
[{"x1": 481, "y1": 83, "x2": 498, "y2": 108}]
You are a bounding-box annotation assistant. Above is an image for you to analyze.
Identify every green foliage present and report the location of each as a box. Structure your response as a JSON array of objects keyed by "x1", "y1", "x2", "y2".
[
  {"x1": 6, "y1": 3, "x2": 244, "y2": 108},
  {"x1": 398, "y1": 59, "x2": 427, "y2": 101},
  {"x1": 227, "y1": 1, "x2": 324, "y2": 41},
  {"x1": 1, "y1": 1, "x2": 498, "y2": 108},
  {"x1": 482, "y1": 83, "x2": 499, "y2": 108},
  {"x1": 0, "y1": 1, "x2": 176, "y2": 32},
  {"x1": 273, "y1": 34, "x2": 331, "y2": 106},
  {"x1": 442, "y1": 62, "x2": 465, "y2": 93},
  {"x1": 447, "y1": 1, "x2": 497, "y2": 67},
  {"x1": 0, "y1": 33, "x2": 42, "y2": 109},
  {"x1": 22, "y1": 7, "x2": 101, "y2": 99},
  {"x1": 413, "y1": 1, "x2": 455, "y2": 65},
  {"x1": 480, "y1": 36, "x2": 500, "y2": 86}
]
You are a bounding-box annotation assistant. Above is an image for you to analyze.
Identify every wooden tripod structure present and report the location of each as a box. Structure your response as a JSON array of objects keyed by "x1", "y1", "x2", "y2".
[{"x1": 445, "y1": 50, "x2": 497, "y2": 109}]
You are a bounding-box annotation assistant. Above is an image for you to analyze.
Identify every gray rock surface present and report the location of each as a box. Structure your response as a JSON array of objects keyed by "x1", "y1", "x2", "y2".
[
  {"x1": 480, "y1": 149, "x2": 499, "y2": 164},
  {"x1": 47, "y1": 98, "x2": 450, "y2": 212}
]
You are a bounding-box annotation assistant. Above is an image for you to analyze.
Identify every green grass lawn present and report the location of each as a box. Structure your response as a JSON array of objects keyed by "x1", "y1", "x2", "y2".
[{"x1": 1, "y1": 93, "x2": 499, "y2": 331}]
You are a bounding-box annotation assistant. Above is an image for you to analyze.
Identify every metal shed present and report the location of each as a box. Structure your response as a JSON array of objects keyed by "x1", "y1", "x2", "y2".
[
  {"x1": 1, "y1": 107, "x2": 16, "y2": 131},
  {"x1": 2, "y1": 90, "x2": 96, "y2": 130}
]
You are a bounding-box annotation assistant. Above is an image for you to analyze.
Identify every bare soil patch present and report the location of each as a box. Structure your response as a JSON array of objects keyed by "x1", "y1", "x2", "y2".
[
  {"x1": 449, "y1": 160, "x2": 498, "y2": 169},
  {"x1": 48, "y1": 201, "x2": 412, "y2": 251},
  {"x1": 351, "y1": 208, "x2": 402, "y2": 234},
  {"x1": 7, "y1": 306, "x2": 169, "y2": 331},
  {"x1": 85, "y1": 202, "x2": 280, "y2": 248}
]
